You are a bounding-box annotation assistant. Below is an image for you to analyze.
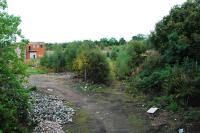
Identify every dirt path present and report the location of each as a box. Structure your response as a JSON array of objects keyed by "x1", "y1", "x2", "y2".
[{"x1": 28, "y1": 73, "x2": 149, "y2": 133}]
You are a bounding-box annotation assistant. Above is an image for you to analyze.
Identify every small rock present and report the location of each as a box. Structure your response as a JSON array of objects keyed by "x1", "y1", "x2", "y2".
[
  {"x1": 68, "y1": 118, "x2": 72, "y2": 122},
  {"x1": 47, "y1": 88, "x2": 53, "y2": 91},
  {"x1": 179, "y1": 128, "x2": 184, "y2": 133}
]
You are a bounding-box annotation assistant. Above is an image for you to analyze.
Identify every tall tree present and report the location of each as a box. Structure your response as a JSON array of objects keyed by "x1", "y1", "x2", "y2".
[
  {"x1": 150, "y1": 0, "x2": 200, "y2": 63},
  {"x1": 119, "y1": 38, "x2": 126, "y2": 45},
  {"x1": 0, "y1": 0, "x2": 31, "y2": 132}
]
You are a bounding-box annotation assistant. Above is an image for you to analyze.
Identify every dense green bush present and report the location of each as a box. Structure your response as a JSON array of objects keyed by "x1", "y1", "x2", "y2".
[
  {"x1": 0, "y1": 88, "x2": 30, "y2": 132},
  {"x1": 150, "y1": 0, "x2": 200, "y2": 63},
  {"x1": 184, "y1": 108, "x2": 200, "y2": 122},
  {"x1": 41, "y1": 44, "x2": 112, "y2": 84},
  {"x1": 115, "y1": 41, "x2": 148, "y2": 79},
  {"x1": 73, "y1": 49, "x2": 111, "y2": 84},
  {"x1": 0, "y1": 47, "x2": 31, "y2": 132},
  {"x1": 136, "y1": 66, "x2": 171, "y2": 95},
  {"x1": 131, "y1": 58, "x2": 200, "y2": 102},
  {"x1": 116, "y1": 49, "x2": 132, "y2": 79},
  {"x1": 63, "y1": 44, "x2": 80, "y2": 71},
  {"x1": 0, "y1": 1, "x2": 31, "y2": 132},
  {"x1": 110, "y1": 46, "x2": 120, "y2": 60},
  {"x1": 40, "y1": 46, "x2": 66, "y2": 72},
  {"x1": 126, "y1": 1, "x2": 200, "y2": 117}
]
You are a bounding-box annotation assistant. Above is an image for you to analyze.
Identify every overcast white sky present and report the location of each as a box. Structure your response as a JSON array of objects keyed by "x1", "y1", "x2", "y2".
[{"x1": 7, "y1": 0, "x2": 186, "y2": 42}]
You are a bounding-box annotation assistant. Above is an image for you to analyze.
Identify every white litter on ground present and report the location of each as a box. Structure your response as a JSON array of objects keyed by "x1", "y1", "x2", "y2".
[{"x1": 147, "y1": 107, "x2": 159, "y2": 114}]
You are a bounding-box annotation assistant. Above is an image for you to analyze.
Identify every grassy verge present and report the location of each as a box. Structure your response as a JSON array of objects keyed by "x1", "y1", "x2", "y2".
[{"x1": 27, "y1": 67, "x2": 48, "y2": 75}]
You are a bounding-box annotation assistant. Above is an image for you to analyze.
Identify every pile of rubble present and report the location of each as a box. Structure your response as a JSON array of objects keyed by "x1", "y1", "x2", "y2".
[
  {"x1": 30, "y1": 92, "x2": 75, "y2": 132},
  {"x1": 33, "y1": 120, "x2": 65, "y2": 133}
]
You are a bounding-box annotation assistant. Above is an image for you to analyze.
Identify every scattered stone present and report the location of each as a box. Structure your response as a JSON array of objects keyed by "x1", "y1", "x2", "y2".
[
  {"x1": 33, "y1": 120, "x2": 64, "y2": 133},
  {"x1": 30, "y1": 92, "x2": 75, "y2": 133}
]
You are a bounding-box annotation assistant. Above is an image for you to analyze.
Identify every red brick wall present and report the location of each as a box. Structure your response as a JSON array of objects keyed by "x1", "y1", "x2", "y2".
[{"x1": 26, "y1": 43, "x2": 45, "y2": 60}]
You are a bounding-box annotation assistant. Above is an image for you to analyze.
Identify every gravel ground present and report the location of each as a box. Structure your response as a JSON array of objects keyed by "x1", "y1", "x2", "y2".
[{"x1": 30, "y1": 92, "x2": 75, "y2": 133}]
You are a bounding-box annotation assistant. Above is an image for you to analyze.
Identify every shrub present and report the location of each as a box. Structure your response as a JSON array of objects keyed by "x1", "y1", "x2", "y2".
[
  {"x1": 0, "y1": 88, "x2": 31, "y2": 132},
  {"x1": 167, "y1": 59, "x2": 200, "y2": 107},
  {"x1": 115, "y1": 41, "x2": 148, "y2": 79},
  {"x1": 142, "y1": 50, "x2": 163, "y2": 70},
  {"x1": 116, "y1": 49, "x2": 132, "y2": 79},
  {"x1": 126, "y1": 0, "x2": 200, "y2": 121},
  {"x1": 110, "y1": 46, "x2": 120, "y2": 60},
  {"x1": 73, "y1": 49, "x2": 111, "y2": 84},
  {"x1": 0, "y1": 46, "x2": 32, "y2": 132},
  {"x1": 184, "y1": 108, "x2": 200, "y2": 122},
  {"x1": 40, "y1": 46, "x2": 66, "y2": 72},
  {"x1": 64, "y1": 44, "x2": 80, "y2": 71},
  {"x1": 136, "y1": 66, "x2": 171, "y2": 95}
]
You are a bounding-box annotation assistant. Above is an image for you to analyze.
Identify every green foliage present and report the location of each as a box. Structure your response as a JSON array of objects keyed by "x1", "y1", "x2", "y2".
[
  {"x1": 73, "y1": 49, "x2": 111, "y2": 84},
  {"x1": 0, "y1": 88, "x2": 31, "y2": 132},
  {"x1": 148, "y1": 95, "x2": 179, "y2": 112},
  {"x1": 27, "y1": 67, "x2": 48, "y2": 75},
  {"x1": 0, "y1": 1, "x2": 31, "y2": 132},
  {"x1": 40, "y1": 46, "x2": 65, "y2": 72},
  {"x1": 184, "y1": 108, "x2": 200, "y2": 122},
  {"x1": 132, "y1": 34, "x2": 147, "y2": 41},
  {"x1": 126, "y1": 1, "x2": 200, "y2": 119},
  {"x1": 130, "y1": 58, "x2": 200, "y2": 105},
  {"x1": 42, "y1": 43, "x2": 112, "y2": 84},
  {"x1": 116, "y1": 41, "x2": 148, "y2": 79},
  {"x1": 150, "y1": 0, "x2": 200, "y2": 63},
  {"x1": 136, "y1": 66, "x2": 171, "y2": 95},
  {"x1": 116, "y1": 48, "x2": 132, "y2": 79},
  {"x1": 110, "y1": 46, "x2": 120, "y2": 60},
  {"x1": 64, "y1": 44, "x2": 83, "y2": 71},
  {"x1": 29, "y1": 86, "x2": 37, "y2": 91},
  {"x1": 142, "y1": 50, "x2": 163, "y2": 71},
  {"x1": 166, "y1": 101, "x2": 179, "y2": 112},
  {"x1": 119, "y1": 38, "x2": 126, "y2": 45},
  {"x1": 45, "y1": 37, "x2": 125, "y2": 50}
]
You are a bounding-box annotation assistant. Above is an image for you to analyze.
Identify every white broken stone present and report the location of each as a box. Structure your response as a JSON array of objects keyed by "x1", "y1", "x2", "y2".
[
  {"x1": 68, "y1": 118, "x2": 72, "y2": 122},
  {"x1": 31, "y1": 93, "x2": 75, "y2": 125},
  {"x1": 147, "y1": 107, "x2": 159, "y2": 114},
  {"x1": 47, "y1": 88, "x2": 53, "y2": 91},
  {"x1": 33, "y1": 120, "x2": 65, "y2": 133},
  {"x1": 179, "y1": 128, "x2": 184, "y2": 133},
  {"x1": 30, "y1": 92, "x2": 75, "y2": 132}
]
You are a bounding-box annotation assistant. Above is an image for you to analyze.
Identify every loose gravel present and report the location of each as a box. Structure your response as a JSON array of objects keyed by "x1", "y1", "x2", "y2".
[{"x1": 30, "y1": 92, "x2": 75, "y2": 133}]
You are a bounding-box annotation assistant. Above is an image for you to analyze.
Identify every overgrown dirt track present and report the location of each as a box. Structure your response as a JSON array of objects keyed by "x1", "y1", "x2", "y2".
[{"x1": 28, "y1": 73, "x2": 150, "y2": 133}]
